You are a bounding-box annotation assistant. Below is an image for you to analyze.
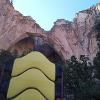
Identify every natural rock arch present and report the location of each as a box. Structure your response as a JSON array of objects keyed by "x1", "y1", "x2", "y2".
[
  {"x1": 9, "y1": 35, "x2": 63, "y2": 64},
  {"x1": 0, "y1": 0, "x2": 99, "y2": 61}
]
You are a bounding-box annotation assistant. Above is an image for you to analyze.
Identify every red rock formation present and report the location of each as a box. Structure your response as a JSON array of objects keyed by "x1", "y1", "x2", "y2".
[
  {"x1": 49, "y1": 4, "x2": 100, "y2": 61},
  {"x1": 0, "y1": 0, "x2": 46, "y2": 50},
  {"x1": 0, "y1": 0, "x2": 100, "y2": 61}
]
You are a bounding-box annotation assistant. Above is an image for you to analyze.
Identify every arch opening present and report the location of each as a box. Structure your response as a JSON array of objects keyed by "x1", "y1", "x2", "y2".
[{"x1": 9, "y1": 35, "x2": 63, "y2": 64}]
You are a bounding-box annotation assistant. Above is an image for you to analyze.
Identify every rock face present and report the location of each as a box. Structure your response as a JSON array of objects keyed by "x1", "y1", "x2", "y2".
[
  {"x1": 0, "y1": 0, "x2": 46, "y2": 50},
  {"x1": 0, "y1": 0, "x2": 100, "y2": 61},
  {"x1": 49, "y1": 4, "x2": 100, "y2": 61}
]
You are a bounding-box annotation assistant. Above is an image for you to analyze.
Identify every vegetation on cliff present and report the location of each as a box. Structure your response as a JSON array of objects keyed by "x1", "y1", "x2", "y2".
[{"x1": 63, "y1": 19, "x2": 100, "y2": 100}]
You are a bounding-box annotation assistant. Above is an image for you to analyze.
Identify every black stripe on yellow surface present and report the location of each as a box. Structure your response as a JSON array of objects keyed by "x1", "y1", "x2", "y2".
[
  {"x1": 7, "y1": 88, "x2": 48, "y2": 100},
  {"x1": 12, "y1": 67, "x2": 55, "y2": 82}
]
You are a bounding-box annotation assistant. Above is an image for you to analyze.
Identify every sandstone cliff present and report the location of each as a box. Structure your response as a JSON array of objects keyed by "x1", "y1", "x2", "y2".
[
  {"x1": 0, "y1": 0, "x2": 46, "y2": 49},
  {"x1": 49, "y1": 4, "x2": 100, "y2": 60},
  {"x1": 0, "y1": 0, "x2": 100, "y2": 61}
]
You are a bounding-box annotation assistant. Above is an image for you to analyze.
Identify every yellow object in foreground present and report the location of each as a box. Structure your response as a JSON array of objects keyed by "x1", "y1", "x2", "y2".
[
  {"x1": 7, "y1": 51, "x2": 55, "y2": 100},
  {"x1": 12, "y1": 51, "x2": 55, "y2": 81},
  {"x1": 12, "y1": 89, "x2": 46, "y2": 100}
]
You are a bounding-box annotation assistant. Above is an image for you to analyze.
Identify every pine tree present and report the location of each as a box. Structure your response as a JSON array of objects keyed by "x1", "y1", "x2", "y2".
[{"x1": 63, "y1": 55, "x2": 94, "y2": 100}]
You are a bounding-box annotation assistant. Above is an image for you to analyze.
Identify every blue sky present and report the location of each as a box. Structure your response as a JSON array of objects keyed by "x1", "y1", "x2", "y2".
[{"x1": 13, "y1": 0, "x2": 100, "y2": 30}]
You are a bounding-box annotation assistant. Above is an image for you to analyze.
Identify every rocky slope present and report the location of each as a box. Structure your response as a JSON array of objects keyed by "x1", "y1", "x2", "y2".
[{"x1": 0, "y1": 0, "x2": 100, "y2": 61}]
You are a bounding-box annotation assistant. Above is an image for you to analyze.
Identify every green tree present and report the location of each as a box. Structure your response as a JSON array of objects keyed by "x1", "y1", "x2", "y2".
[
  {"x1": 0, "y1": 49, "x2": 15, "y2": 64},
  {"x1": 93, "y1": 52, "x2": 100, "y2": 80},
  {"x1": 63, "y1": 55, "x2": 95, "y2": 100},
  {"x1": 0, "y1": 50, "x2": 16, "y2": 100}
]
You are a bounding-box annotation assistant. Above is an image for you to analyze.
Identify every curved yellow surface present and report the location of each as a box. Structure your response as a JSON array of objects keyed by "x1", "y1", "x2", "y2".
[
  {"x1": 7, "y1": 68, "x2": 55, "y2": 100},
  {"x1": 12, "y1": 51, "x2": 55, "y2": 81},
  {"x1": 12, "y1": 89, "x2": 46, "y2": 100}
]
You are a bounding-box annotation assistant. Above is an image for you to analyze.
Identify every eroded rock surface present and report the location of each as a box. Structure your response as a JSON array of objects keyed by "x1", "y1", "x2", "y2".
[
  {"x1": 49, "y1": 4, "x2": 100, "y2": 60},
  {"x1": 0, "y1": 0, "x2": 100, "y2": 61},
  {"x1": 0, "y1": 0, "x2": 46, "y2": 50}
]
